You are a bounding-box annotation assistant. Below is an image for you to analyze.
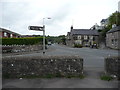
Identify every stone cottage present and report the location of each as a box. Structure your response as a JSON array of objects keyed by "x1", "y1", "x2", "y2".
[
  {"x1": 66, "y1": 26, "x2": 99, "y2": 47},
  {"x1": 106, "y1": 26, "x2": 120, "y2": 50}
]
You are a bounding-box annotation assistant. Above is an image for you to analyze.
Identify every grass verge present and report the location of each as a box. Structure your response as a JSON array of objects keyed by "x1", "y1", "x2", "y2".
[{"x1": 100, "y1": 75, "x2": 113, "y2": 81}]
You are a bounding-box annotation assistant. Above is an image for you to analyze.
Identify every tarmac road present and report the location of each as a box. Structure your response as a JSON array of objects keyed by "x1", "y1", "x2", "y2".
[{"x1": 2, "y1": 44, "x2": 119, "y2": 88}]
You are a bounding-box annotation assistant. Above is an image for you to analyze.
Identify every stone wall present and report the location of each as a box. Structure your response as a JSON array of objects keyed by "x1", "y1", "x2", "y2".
[
  {"x1": 105, "y1": 56, "x2": 120, "y2": 79},
  {"x1": 2, "y1": 45, "x2": 43, "y2": 53},
  {"x1": 2, "y1": 56, "x2": 83, "y2": 78}
]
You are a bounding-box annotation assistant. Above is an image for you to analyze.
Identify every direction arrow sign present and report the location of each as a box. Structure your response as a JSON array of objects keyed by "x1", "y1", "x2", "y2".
[{"x1": 28, "y1": 26, "x2": 44, "y2": 31}]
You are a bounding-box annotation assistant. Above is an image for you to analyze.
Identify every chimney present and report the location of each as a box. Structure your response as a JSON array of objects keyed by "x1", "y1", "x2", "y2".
[{"x1": 70, "y1": 25, "x2": 73, "y2": 31}]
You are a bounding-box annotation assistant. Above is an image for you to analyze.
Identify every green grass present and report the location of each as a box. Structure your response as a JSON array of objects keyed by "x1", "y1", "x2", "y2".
[
  {"x1": 100, "y1": 75, "x2": 113, "y2": 81},
  {"x1": 65, "y1": 75, "x2": 85, "y2": 79},
  {"x1": 3, "y1": 73, "x2": 85, "y2": 79}
]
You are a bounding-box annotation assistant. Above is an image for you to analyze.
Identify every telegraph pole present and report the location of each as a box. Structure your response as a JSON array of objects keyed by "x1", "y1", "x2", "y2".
[{"x1": 43, "y1": 25, "x2": 45, "y2": 54}]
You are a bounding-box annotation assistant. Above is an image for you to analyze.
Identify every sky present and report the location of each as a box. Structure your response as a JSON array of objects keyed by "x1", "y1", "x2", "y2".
[{"x1": 0, "y1": 0, "x2": 119, "y2": 36}]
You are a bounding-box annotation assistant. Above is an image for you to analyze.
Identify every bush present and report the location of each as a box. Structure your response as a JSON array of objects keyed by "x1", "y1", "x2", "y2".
[
  {"x1": 100, "y1": 75, "x2": 113, "y2": 81},
  {"x1": 1, "y1": 37, "x2": 47, "y2": 45},
  {"x1": 74, "y1": 44, "x2": 83, "y2": 48}
]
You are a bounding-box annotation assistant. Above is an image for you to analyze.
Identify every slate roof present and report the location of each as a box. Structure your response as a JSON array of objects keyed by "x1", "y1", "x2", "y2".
[
  {"x1": 101, "y1": 19, "x2": 108, "y2": 23},
  {"x1": 107, "y1": 26, "x2": 120, "y2": 33},
  {"x1": 71, "y1": 29, "x2": 99, "y2": 36}
]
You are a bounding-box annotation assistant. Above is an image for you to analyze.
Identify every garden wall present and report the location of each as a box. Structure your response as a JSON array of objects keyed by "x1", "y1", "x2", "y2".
[
  {"x1": 105, "y1": 56, "x2": 120, "y2": 79},
  {"x1": 2, "y1": 45, "x2": 43, "y2": 53},
  {"x1": 2, "y1": 56, "x2": 83, "y2": 78}
]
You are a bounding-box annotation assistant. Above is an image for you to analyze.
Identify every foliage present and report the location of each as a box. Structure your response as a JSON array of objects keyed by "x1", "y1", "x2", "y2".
[
  {"x1": 74, "y1": 44, "x2": 83, "y2": 48},
  {"x1": 65, "y1": 74, "x2": 85, "y2": 79},
  {"x1": 93, "y1": 41, "x2": 97, "y2": 44},
  {"x1": 46, "y1": 35, "x2": 66, "y2": 45},
  {"x1": 46, "y1": 36, "x2": 60, "y2": 43},
  {"x1": 108, "y1": 11, "x2": 120, "y2": 26},
  {"x1": 3, "y1": 73, "x2": 85, "y2": 79},
  {"x1": 59, "y1": 35, "x2": 66, "y2": 45},
  {"x1": 100, "y1": 75, "x2": 113, "y2": 81},
  {"x1": 1, "y1": 37, "x2": 47, "y2": 45},
  {"x1": 99, "y1": 11, "x2": 120, "y2": 43}
]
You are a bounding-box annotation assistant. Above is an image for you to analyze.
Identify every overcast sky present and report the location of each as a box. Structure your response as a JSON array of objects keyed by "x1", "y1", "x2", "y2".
[{"x1": 0, "y1": 0, "x2": 119, "y2": 36}]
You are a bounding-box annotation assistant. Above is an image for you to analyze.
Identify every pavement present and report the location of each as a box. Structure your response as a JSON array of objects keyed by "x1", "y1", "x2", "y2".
[{"x1": 2, "y1": 44, "x2": 119, "y2": 88}]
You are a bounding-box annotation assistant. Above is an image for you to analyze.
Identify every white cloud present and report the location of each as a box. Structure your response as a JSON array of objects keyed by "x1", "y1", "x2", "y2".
[{"x1": 1, "y1": 0, "x2": 119, "y2": 36}]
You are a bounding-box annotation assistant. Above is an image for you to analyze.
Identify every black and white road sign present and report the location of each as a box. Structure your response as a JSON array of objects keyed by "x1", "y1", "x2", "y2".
[{"x1": 28, "y1": 26, "x2": 44, "y2": 31}]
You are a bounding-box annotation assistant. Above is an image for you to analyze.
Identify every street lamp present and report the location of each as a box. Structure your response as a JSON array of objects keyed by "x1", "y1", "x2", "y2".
[{"x1": 43, "y1": 17, "x2": 51, "y2": 54}]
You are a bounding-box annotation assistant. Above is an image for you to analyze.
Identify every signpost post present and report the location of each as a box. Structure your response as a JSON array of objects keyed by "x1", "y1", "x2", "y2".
[
  {"x1": 29, "y1": 17, "x2": 51, "y2": 54},
  {"x1": 28, "y1": 26, "x2": 45, "y2": 54}
]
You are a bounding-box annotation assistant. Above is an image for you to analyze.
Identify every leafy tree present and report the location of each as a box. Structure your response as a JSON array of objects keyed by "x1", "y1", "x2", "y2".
[
  {"x1": 108, "y1": 11, "x2": 120, "y2": 26},
  {"x1": 99, "y1": 11, "x2": 120, "y2": 43},
  {"x1": 46, "y1": 35, "x2": 66, "y2": 45}
]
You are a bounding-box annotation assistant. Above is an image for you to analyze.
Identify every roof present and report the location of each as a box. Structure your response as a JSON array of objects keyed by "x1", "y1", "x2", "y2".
[
  {"x1": 0, "y1": 28, "x2": 21, "y2": 35},
  {"x1": 101, "y1": 19, "x2": 108, "y2": 23},
  {"x1": 107, "y1": 26, "x2": 120, "y2": 33},
  {"x1": 71, "y1": 29, "x2": 99, "y2": 36},
  {"x1": 67, "y1": 32, "x2": 71, "y2": 35}
]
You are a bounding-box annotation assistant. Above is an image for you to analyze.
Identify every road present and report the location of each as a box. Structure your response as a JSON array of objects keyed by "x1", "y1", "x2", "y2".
[
  {"x1": 4, "y1": 44, "x2": 118, "y2": 68},
  {"x1": 45, "y1": 44, "x2": 118, "y2": 68},
  {"x1": 2, "y1": 44, "x2": 119, "y2": 88}
]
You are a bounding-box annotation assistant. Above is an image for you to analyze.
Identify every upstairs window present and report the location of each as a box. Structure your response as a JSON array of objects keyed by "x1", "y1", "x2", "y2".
[
  {"x1": 73, "y1": 36, "x2": 77, "y2": 40},
  {"x1": 84, "y1": 35, "x2": 88, "y2": 40},
  {"x1": 90, "y1": 36, "x2": 93, "y2": 39},
  {"x1": 78, "y1": 35, "x2": 81, "y2": 39}
]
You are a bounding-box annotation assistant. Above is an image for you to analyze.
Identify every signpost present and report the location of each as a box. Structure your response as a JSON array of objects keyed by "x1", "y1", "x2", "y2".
[
  {"x1": 28, "y1": 26, "x2": 44, "y2": 31},
  {"x1": 29, "y1": 17, "x2": 51, "y2": 54},
  {"x1": 28, "y1": 25, "x2": 45, "y2": 54}
]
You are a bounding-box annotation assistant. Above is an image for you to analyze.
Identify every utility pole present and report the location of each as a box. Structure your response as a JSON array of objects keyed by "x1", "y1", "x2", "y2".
[{"x1": 43, "y1": 25, "x2": 45, "y2": 54}]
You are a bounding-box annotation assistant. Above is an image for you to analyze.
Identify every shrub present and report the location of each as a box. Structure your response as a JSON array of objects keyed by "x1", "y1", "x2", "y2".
[
  {"x1": 100, "y1": 75, "x2": 113, "y2": 81},
  {"x1": 74, "y1": 44, "x2": 83, "y2": 48},
  {"x1": 1, "y1": 37, "x2": 47, "y2": 45}
]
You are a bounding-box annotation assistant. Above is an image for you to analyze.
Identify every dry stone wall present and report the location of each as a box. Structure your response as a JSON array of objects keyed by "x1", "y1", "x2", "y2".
[
  {"x1": 2, "y1": 45, "x2": 43, "y2": 53},
  {"x1": 2, "y1": 55, "x2": 83, "y2": 78},
  {"x1": 105, "y1": 56, "x2": 120, "y2": 79}
]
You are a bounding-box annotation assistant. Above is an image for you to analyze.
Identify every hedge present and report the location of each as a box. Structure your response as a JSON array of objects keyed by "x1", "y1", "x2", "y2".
[
  {"x1": 0, "y1": 37, "x2": 47, "y2": 45},
  {"x1": 74, "y1": 44, "x2": 83, "y2": 48}
]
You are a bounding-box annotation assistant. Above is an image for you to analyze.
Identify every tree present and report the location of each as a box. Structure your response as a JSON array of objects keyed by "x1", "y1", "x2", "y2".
[
  {"x1": 99, "y1": 11, "x2": 120, "y2": 43},
  {"x1": 108, "y1": 11, "x2": 120, "y2": 26}
]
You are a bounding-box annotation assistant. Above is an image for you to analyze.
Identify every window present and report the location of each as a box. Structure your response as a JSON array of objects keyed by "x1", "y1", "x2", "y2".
[
  {"x1": 73, "y1": 36, "x2": 77, "y2": 40},
  {"x1": 111, "y1": 39, "x2": 114, "y2": 45},
  {"x1": 78, "y1": 35, "x2": 81, "y2": 39},
  {"x1": 10, "y1": 34, "x2": 13, "y2": 38},
  {"x1": 115, "y1": 39, "x2": 118, "y2": 46},
  {"x1": 90, "y1": 36, "x2": 93, "y2": 40},
  {"x1": 4, "y1": 32, "x2": 7, "y2": 37},
  {"x1": 93, "y1": 37, "x2": 95, "y2": 41},
  {"x1": 84, "y1": 35, "x2": 88, "y2": 40}
]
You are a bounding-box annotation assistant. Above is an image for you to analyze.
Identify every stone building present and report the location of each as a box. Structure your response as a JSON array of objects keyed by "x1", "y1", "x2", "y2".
[
  {"x1": 66, "y1": 26, "x2": 99, "y2": 47},
  {"x1": 106, "y1": 26, "x2": 120, "y2": 50},
  {"x1": 0, "y1": 28, "x2": 21, "y2": 38}
]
